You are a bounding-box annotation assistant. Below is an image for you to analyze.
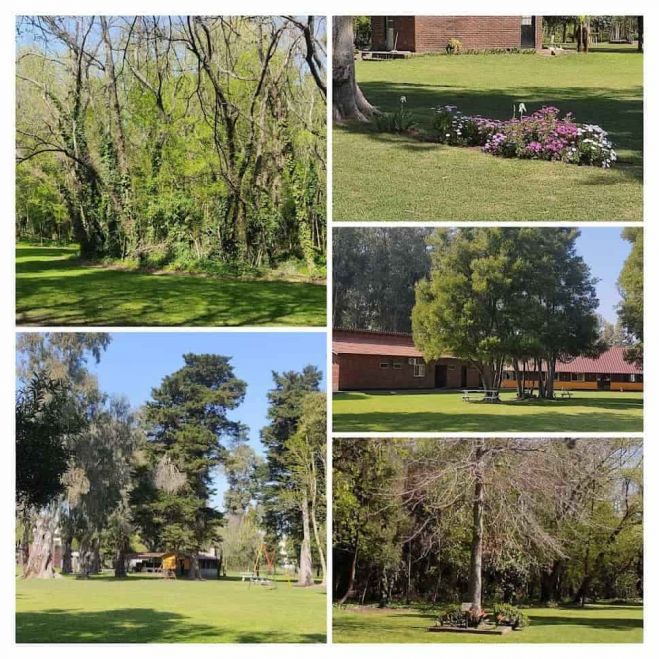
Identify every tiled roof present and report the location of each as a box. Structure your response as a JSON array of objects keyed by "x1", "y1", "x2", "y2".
[
  {"x1": 555, "y1": 347, "x2": 642, "y2": 375},
  {"x1": 333, "y1": 329, "x2": 642, "y2": 374}
]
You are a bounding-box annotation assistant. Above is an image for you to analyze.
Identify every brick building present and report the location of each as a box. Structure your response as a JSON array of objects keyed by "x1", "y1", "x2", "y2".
[
  {"x1": 370, "y1": 16, "x2": 543, "y2": 53},
  {"x1": 332, "y1": 329, "x2": 643, "y2": 393},
  {"x1": 332, "y1": 329, "x2": 480, "y2": 392}
]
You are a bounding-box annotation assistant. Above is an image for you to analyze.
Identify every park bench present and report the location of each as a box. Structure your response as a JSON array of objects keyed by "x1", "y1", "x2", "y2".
[
  {"x1": 240, "y1": 572, "x2": 255, "y2": 581},
  {"x1": 559, "y1": 389, "x2": 573, "y2": 399},
  {"x1": 462, "y1": 389, "x2": 500, "y2": 403}
]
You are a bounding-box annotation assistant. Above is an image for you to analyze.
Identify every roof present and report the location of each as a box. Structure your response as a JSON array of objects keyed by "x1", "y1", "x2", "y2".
[
  {"x1": 333, "y1": 330, "x2": 642, "y2": 374},
  {"x1": 333, "y1": 329, "x2": 424, "y2": 358},
  {"x1": 554, "y1": 347, "x2": 642, "y2": 375}
]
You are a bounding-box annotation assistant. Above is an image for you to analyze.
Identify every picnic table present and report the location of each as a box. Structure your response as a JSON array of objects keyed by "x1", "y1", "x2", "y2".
[
  {"x1": 558, "y1": 389, "x2": 573, "y2": 398},
  {"x1": 462, "y1": 389, "x2": 500, "y2": 403}
]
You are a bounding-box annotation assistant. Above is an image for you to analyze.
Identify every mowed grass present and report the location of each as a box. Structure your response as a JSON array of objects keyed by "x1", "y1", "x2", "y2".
[
  {"x1": 332, "y1": 390, "x2": 643, "y2": 432},
  {"x1": 334, "y1": 48, "x2": 642, "y2": 221},
  {"x1": 16, "y1": 573, "x2": 326, "y2": 643},
  {"x1": 333, "y1": 603, "x2": 643, "y2": 643},
  {"x1": 16, "y1": 245, "x2": 326, "y2": 327}
]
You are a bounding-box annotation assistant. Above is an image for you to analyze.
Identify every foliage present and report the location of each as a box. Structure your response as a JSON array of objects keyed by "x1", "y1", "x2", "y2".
[
  {"x1": 332, "y1": 227, "x2": 431, "y2": 332},
  {"x1": 433, "y1": 105, "x2": 617, "y2": 167},
  {"x1": 16, "y1": 17, "x2": 326, "y2": 271},
  {"x1": 16, "y1": 373, "x2": 81, "y2": 509},
  {"x1": 617, "y1": 228, "x2": 643, "y2": 366},
  {"x1": 374, "y1": 97, "x2": 417, "y2": 133},
  {"x1": 438, "y1": 604, "x2": 486, "y2": 628},
  {"x1": 133, "y1": 354, "x2": 247, "y2": 565},
  {"x1": 492, "y1": 603, "x2": 530, "y2": 628},
  {"x1": 353, "y1": 17, "x2": 372, "y2": 50},
  {"x1": 412, "y1": 228, "x2": 602, "y2": 397}
]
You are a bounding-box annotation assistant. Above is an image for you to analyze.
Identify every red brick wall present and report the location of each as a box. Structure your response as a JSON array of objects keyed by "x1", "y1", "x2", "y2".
[
  {"x1": 336, "y1": 354, "x2": 480, "y2": 390},
  {"x1": 370, "y1": 16, "x2": 542, "y2": 52},
  {"x1": 371, "y1": 16, "x2": 416, "y2": 51}
]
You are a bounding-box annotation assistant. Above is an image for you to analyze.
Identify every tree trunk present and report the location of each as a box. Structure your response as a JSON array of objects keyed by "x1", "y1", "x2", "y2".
[
  {"x1": 637, "y1": 17, "x2": 643, "y2": 52},
  {"x1": 114, "y1": 547, "x2": 127, "y2": 578},
  {"x1": 23, "y1": 506, "x2": 59, "y2": 579},
  {"x1": 298, "y1": 492, "x2": 314, "y2": 586},
  {"x1": 190, "y1": 552, "x2": 201, "y2": 579},
  {"x1": 338, "y1": 537, "x2": 358, "y2": 604},
  {"x1": 310, "y1": 499, "x2": 327, "y2": 586},
  {"x1": 467, "y1": 444, "x2": 485, "y2": 611},
  {"x1": 332, "y1": 17, "x2": 376, "y2": 121},
  {"x1": 61, "y1": 535, "x2": 73, "y2": 574}
]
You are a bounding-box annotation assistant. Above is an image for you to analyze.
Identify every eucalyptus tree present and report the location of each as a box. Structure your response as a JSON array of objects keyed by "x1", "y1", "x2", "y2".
[{"x1": 617, "y1": 228, "x2": 643, "y2": 366}]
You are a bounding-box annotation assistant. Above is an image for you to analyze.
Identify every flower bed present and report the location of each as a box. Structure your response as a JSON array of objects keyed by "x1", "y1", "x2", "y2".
[{"x1": 432, "y1": 105, "x2": 616, "y2": 168}]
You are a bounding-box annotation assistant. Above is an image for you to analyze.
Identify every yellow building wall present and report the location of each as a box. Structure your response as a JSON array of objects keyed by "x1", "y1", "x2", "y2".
[{"x1": 500, "y1": 379, "x2": 642, "y2": 392}]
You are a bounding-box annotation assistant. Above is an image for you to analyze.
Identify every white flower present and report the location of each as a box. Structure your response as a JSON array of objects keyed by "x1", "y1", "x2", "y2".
[{"x1": 400, "y1": 96, "x2": 407, "y2": 104}]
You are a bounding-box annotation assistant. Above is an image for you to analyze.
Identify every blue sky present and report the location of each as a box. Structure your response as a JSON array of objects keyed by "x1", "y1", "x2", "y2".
[
  {"x1": 86, "y1": 331, "x2": 326, "y2": 509},
  {"x1": 575, "y1": 227, "x2": 632, "y2": 323}
]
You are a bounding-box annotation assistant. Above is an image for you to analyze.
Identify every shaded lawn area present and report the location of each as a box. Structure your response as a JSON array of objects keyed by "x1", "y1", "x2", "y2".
[
  {"x1": 16, "y1": 245, "x2": 326, "y2": 327},
  {"x1": 332, "y1": 390, "x2": 643, "y2": 432},
  {"x1": 333, "y1": 603, "x2": 643, "y2": 643},
  {"x1": 16, "y1": 573, "x2": 326, "y2": 643},
  {"x1": 334, "y1": 50, "x2": 642, "y2": 221}
]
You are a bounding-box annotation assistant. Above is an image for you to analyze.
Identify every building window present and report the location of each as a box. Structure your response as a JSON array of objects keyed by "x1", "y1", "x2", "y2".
[
  {"x1": 571, "y1": 373, "x2": 585, "y2": 381},
  {"x1": 392, "y1": 361, "x2": 402, "y2": 369},
  {"x1": 521, "y1": 16, "x2": 533, "y2": 26},
  {"x1": 413, "y1": 360, "x2": 426, "y2": 378},
  {"x1": 379, "y1": 361, "x2": 389, "y2": 369}
]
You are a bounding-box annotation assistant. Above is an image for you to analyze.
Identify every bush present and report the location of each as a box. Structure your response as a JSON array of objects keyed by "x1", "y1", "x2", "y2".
[
  {"x1": 491, "y1": 603, "x2": 530, "y2": 629},
  {"x1": 438, "y1": 604, "x2": 487, "y2": 628},
  {"x1": 433, "y1": 105, "x2": 617, "y2": 167},
  {"x1": 446, "y1": 38, "x2": 462, "y2": 54},
  {"x1": 375, "y1": 96, "x2": 416, "y2": 133}
]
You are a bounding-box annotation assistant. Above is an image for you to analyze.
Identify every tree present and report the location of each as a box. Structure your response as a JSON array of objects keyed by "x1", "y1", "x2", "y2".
[
  {"x1": 16, "y1": 16, "x2": 326, "y2": 269},
  {"x1": 135, "y1": 353, "x2": 247, "y2": 578},
  {"x1": 617, "y1": 228, "x2": 643, "y2": 366},
  {"x1": 332, "y1": 16, "x2": 376, "y2": 121},
  {"x1": 284, "y1": 392, "x2": 327, "y2": 586},
  {"x1": 17, "y1": 333, "x2": 110, "y2": 578},
  {"x1": 412, "y1": 228, "x2": 601, "y2": 398},
  {"x1": 261, "y1": 366, "x2": 322, "y2": 585}
]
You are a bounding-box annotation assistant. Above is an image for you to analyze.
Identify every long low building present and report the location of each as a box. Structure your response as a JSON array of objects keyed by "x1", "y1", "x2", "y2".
[{"x1": 332, "y1": 329, "x2": 643, "y2": 392}]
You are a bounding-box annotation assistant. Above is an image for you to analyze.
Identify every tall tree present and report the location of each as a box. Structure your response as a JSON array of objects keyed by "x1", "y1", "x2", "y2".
[
  {"x1": 261, "y1": 366, "x2": 322, "y2": 585},
  {"x1": 617, "y1": 228, "x2": 643, "y2": 366},
  {"x1": 135, "y1": 353, "x2": 247, "y2": 578}
]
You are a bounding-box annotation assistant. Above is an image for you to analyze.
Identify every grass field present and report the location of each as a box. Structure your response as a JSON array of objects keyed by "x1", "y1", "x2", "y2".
[
  {"x1": 334, "y1": 47, "x2": 642, "y2": 221},
  {"x1": 16, "y1": 245, "x2": 326, "y2": 327},
  {"x1": 333, "y1": 603, "x2": 643, "y2": 643},
  {"x1": 332, "y1": 390, "x2": 643, "y2": 432},
  {"x1": 16, "y1": 573, "x2": 326, "y2": 643}
]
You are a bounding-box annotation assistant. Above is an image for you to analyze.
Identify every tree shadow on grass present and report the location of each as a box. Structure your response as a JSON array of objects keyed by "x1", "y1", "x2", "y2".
[
  {"x1": 16, "y1": 249, "x2": 326, "y2": 327},
  {"x1": 339, "y1": 82, "x2": 643, "y2": 179},
  {"x1": 16, "y1": 607, "x2": 326, "y2": 643}
]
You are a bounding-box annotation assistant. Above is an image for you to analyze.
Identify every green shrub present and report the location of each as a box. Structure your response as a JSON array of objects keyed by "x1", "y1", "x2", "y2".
[
  {"x1": 438, "y1": 604, "x2": 487, "y2": 628},
  {"x1": 492, "y1": 603, "x2": 530, "y2": 629},
  {"x1": 374, "y1": 97, "x2": 416, "y2": 133},
  {"x1": 446, "y1": 38, "x2": 462, "y2": 54}
]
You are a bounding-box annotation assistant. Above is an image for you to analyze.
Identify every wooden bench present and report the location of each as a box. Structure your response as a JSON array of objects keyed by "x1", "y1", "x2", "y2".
[
  {"x1": 240, "y1": 572, "x2": 255, "y2": 582},
  {"x1": 559, "y1": 389, "x2": 573, "y2": 399}
]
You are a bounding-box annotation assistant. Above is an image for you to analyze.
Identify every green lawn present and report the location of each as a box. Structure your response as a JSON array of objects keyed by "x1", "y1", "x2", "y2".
[
  {"x1": 333, "y1": 603, "x2": 643, "y2": 643},
  {"x1": 16, "y1": 245, "x2": 326, "y2": 327},
  {"x1": 16, "y1": 573, "x2": 326, "y2": 643},
  {"x1": 334, "y1": 49, "x2": 642, "y2": 221},
  {"x1": 333, "y1": 390, "x2": 643, "y2": 432}
]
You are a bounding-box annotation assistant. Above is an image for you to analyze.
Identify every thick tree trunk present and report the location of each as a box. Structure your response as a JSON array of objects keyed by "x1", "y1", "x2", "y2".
[
  {"x1": 332, "y1": 17, "x2": 376, "y2": 121},
  {"x1": 637, "y1": 17, "x2": 643, "y2": 52},
  {"x1": 297, "y1": 493, "x2": 314, "y2": 586},
  {"x1": 467, "y1": 445, "x2": 485, "y2": 611},
  {"x1": 23, "y1": 506, "x2": 59, "y2": 579},
  {"x1": 114, "y1": 547, "x2": 127, "y2": 578}
]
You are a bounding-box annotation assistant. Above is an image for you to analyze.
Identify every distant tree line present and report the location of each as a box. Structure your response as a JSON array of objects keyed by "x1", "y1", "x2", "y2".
[
  {"x1": 333, "y1": 438, "x2": 643, "y2": 609},
  {"x1": 16, "y1": 16, "x2": 326, "y2": 272}
]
